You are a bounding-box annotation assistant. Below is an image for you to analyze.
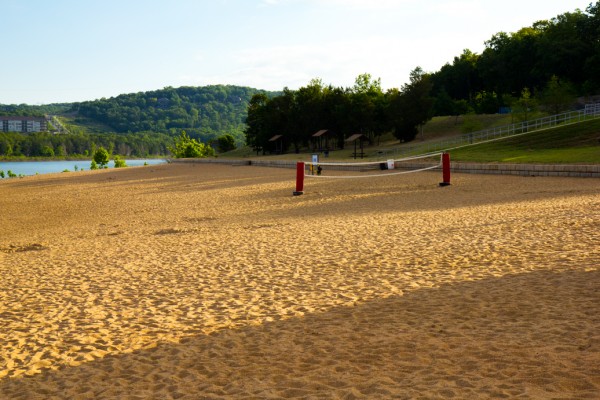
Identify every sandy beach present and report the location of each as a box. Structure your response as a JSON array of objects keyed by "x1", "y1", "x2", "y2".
[{"x1": 0, "y1": 162, "x2": 598, "y2": 399}]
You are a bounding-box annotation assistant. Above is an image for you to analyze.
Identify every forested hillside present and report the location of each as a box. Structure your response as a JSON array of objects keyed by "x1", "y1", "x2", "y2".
[
  {"x1": 73, "y1": 85, "x2": 278, "y2": 145},
  {"x1": 245, "y1": 2, "x2": 600, "y2": 154},
  {"x1": 0, "y1": 85, "x2": 278, "y2": 158},
  {"x1": 0, "y1": 86, "x2": 278, "y2": 158},
  {"x1": 0, "y1": 104, "x2": 71, "y2": 117}
]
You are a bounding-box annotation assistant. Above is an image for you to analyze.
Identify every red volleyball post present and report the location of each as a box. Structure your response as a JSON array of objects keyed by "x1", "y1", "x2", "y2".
[
  {"x1": 293, "y1": 162, "x2": 305, "y2": 195},
  {"x1": 439, "y1": 153, "x2": 451, "y2": 186}
]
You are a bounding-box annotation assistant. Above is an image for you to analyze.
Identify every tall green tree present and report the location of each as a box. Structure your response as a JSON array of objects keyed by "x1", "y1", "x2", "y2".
[
  {"x1": 583, "y1": 1, "x2": 600, "y2": 92},
  {"x1": 432, "y1": 49, "x2": 480, "y2": 102},
  {"x1": 321, "y1": 85, "x2": 351, "y2": 148},
  {"x1": 540, "y1": 75, "x2": 576, "y2": 114},
  {"x1": 244, "y1": 93, "x2": 269, "y2": 153},
  {"x1": 349, "y1": 73, "x2": 384, "y2": 144},
  {"x1": 536, "y1": 10, "x2": 592, "y2": 89},
  {"x1": 352, "y1": 73, "x2": 382, "y2": 94},
  {"x1": 388, "y1": 67, "x2": 434, "y2": 142},
  {"x1": 512, "y1": 88, "x2": 538, "y2": 122}
]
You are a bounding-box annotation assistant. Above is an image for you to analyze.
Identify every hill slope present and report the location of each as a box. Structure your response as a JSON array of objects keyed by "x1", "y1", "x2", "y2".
[
  {"x1": 449, "y1": 118, "x2": 600, "y2": 163},
  {"x1": 71, "y1": 85, "x2": 280, "y2": 144}
]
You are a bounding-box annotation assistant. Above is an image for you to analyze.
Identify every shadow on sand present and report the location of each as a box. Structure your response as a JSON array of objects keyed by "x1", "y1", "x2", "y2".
[{"x1": 1, "y1": 269, "x2": 598, "y2": 399}]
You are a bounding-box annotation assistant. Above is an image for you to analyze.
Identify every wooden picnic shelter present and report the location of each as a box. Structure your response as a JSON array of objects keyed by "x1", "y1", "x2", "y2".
[
  {"x1": 268, "y1": 134, "x2": 284, "y2": 154},
  {"x1": 345, "y1": 133, "x2": 366, "y2": 159},
  {"x1": 312, "y1": 129, "x2": 335, "y2": 153}
]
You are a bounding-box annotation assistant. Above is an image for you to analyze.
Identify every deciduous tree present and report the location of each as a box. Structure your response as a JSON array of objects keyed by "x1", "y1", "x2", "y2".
[
  {"x1": 93, "y1": 147, "x2": 110, "y2": 168},
  {"x1": 169, "y1": 131, "x2": 214, "y2": 158}
]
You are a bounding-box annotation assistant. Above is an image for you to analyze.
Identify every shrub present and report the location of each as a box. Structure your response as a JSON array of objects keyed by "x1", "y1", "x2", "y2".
[
  {"x1": 114, "y1": 155, "x2": 127, "y2": 168},
  {"x1": 93, "y1": 147, "x2": 110, "y2": 168},
  {"x1": 217, "y1": 134, "x2": 236, "y2": 152},
  {"x1": 42, "y1": 146, "x2": 55, "y2": 157},
  {"x1": 168, "y1": 131, "x2": 215, "y2": 158}
]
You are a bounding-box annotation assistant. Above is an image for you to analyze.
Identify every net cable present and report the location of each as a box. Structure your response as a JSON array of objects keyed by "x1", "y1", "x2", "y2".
[{"x1": 304, "y1": 152, "x2": 443, "y2": 179}]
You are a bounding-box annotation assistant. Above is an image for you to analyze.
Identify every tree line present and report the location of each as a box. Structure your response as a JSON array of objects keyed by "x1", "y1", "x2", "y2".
[
  {"x1": 431, "y1": 2, "x2": 599, "y2": 115},
  {"x1": 245, "y1": 71, "x2": 433, "y2": 154},
  {"x1": 245, "y1": 2, "x2": 600, "y2": 153},
  {"x1": 0, "y1": 104, "x2": 70, "y2": 117},
  {"x1": 0, "y1": 131, "x2": 172, "y2": 158}
]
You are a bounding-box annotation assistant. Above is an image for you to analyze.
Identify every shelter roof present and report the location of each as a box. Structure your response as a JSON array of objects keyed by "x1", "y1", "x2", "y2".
[
  {"x1": 345, "y1": 133, "x2": 364, "y2": 142},
  {"x1": 312, "y1": 129, "x2": 329, "y2": 137},
  {"x1": 268, "y1": 135, "x2": 283, "y2": 141}
]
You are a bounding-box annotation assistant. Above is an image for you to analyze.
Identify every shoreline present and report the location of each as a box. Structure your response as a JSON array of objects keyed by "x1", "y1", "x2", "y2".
[{"x1": 1, "y1": 163, "x2": 598, "y2": 398}]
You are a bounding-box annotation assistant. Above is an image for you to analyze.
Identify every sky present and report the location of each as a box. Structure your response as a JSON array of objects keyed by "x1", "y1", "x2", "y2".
[{"x1": 0, "y1": 0, "x2": 591, "y2": 105}]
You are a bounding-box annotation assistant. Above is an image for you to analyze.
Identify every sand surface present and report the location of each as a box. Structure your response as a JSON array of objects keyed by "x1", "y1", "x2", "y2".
[{"x1": 0, "y1": 162, "x2": 598, "y2": 399}]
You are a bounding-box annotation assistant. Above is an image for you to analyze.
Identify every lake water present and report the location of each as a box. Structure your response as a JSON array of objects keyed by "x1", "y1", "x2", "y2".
[{"x1": 0, "y1": 159, "x2": 167, "y2": 177}]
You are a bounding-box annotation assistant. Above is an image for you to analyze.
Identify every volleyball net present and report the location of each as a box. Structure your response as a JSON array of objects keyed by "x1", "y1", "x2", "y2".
[
  {"x1": 293, "y1": 152, "x2": 451, "y2": 195},
  {"x1": 304, "y1": 152, "x2": 443, "y2": 179}
]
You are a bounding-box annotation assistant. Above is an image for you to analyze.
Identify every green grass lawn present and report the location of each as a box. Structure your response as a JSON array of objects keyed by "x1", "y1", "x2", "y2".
[
  {"x1": 421, "y1": 114, "x2": 514, "y2": 140},
  {"x1": 451, "y1": 146, "x2": 599, "y2": 163},
  {"x1": 449, "y1": 119, "x2": 600, "y2": 163},
  {"x1": 59, "y1": 115, "x2": 117, "y2": 135}
]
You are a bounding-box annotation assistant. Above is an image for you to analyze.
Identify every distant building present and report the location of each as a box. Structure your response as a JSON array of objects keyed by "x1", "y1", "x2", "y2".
[{"x1": 0, "y1": 116, "x2": 47, "y2": 132}]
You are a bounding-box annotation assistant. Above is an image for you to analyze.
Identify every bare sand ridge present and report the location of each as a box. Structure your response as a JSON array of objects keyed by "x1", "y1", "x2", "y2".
[{"x1": 0, "y1": 163, "x2": 598, "y2": 399}]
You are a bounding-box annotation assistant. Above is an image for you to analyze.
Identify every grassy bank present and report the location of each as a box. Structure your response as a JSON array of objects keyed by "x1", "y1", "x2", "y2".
[{"x1": 449, "y1": 118, "x2": 600, "y2": 163}]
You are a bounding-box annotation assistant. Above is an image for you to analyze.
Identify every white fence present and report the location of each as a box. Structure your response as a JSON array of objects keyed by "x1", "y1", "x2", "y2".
[{"x1": 377, "y1": 104, "x2": 600, "y2": 159}]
